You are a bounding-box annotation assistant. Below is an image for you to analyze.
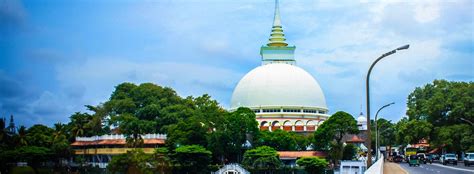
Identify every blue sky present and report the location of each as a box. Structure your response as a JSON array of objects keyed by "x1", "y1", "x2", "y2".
[{"x1": 1, "y1": 0, "x2": 473, "y2": 127}]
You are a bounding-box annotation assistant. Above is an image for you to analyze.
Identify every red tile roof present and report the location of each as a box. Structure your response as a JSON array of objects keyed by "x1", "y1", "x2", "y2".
[
  {"x1": 71, "y1": 139, "x2": 165, "y2": 146},
  {"x1": 278, "y1": 151, "x2": 327, "y2": 159},
  {"x1": 346, "y1": 135, "x2": 365, "y2": 143}
]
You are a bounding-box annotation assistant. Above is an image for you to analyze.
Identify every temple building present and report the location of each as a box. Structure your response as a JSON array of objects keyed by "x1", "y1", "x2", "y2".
[
  {"x1": 230, "y1": 0, "x2": 329, "y2": 132},
  {"x1": 71, "y1": 134, "x2": 166, "y2": 168}
]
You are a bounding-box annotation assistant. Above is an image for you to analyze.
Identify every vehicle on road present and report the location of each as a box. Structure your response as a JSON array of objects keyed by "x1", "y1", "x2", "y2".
[
  {"x1": 409, "y1": 155, "x2": 420, "y2": 167},
  {"x1": 441, "y1": 153, "x2": 457, "y2": 165},
  {"x1": 417, "y1": 153, "x2": 432, "y2": 164},
  {"x1": 427, "y1": 153, "x2": 439, "y2": 161},
  {"x1": 405, "y1": 147, "x2": 418, "y2": 162},
  {"x1": 393, "y1": 155, "x2": 404, "y2": 163},
  {"x1": 464, "y1": 153, "x2": 474, "y2": 166}
]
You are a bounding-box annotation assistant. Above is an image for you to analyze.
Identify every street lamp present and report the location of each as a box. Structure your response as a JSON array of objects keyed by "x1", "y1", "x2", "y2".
[
  {"x1": 366, "y1": 44, "x2": 409, "y2": 166},
  {"x1": 375, "y1": 102, "x2": 395, "y2": 161}
]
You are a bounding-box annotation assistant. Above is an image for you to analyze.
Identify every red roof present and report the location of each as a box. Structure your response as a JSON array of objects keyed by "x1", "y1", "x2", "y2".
[
  {"x1": 278, "y1": 151, "x2": 327, "y2": 159},
  {"x1": 71, "y1": 139, "x2": 165, "y2": 146},
  {"x1": 346, "y1": 135, "x2": 365, "y2": 143}
]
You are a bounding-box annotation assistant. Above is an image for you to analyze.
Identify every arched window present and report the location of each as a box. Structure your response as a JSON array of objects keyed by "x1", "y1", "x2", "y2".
[
  {"x1": 260, "y1": 121, "x2": 269, "y2": 131},
  {"x1": 283, "y1": 120, "x2": 292, "y2": 131},
  {"x1": 306, "y1": 120, "x2": 316, "y2": 131},
  {"x1": 295, "y1": 120, "x2": 304, "y2": 132},
  {"x1": 271, "y1": 121, "x2": 281, "y2": 131}
]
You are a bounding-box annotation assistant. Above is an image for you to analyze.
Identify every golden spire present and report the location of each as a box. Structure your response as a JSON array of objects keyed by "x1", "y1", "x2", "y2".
[{"x1": 267, "y1": 0, "x2": 288, "y2": 47}]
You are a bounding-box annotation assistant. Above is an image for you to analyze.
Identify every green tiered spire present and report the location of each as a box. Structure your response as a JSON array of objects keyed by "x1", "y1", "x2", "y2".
[
  {"x1": 260, "y1": 0, "x2": 296, "y2": 65},
  {"x1": 267, "y1": 0, "x2": 288, "y2": 47}
]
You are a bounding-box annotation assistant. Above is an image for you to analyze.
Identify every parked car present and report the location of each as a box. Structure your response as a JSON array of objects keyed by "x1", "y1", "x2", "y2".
[
  {"x1": 441, "y1": 153, "x2": 457, "y2": 165},
  {"x1": 427, "y1": 153, "x2": 439, "y2": 161},
  {"x1": 409, "y1": 155, "x2": 420, "y2": 167},
  {"x1": 393, "y1": 155, "x2": 404, "y2": 163},
  {"x1": 416, "y1": 153, "x2": 429, "y2": 164},
  {"x1": 464, "y1": 153, "x2": 474, "y2": 166}
]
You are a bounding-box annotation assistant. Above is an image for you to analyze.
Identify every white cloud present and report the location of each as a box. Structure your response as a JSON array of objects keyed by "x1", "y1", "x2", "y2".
[{"x1": 414, "y1": 2, "x2": 440, "y2": 23}]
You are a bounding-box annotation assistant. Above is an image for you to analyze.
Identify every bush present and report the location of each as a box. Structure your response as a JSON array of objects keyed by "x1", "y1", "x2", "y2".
[
  {"x1": 11, "y1": 166, "x2": 35, "y2": 174},
  {"x1": 296, "y1": 157, "x2": 328, "y2": 174},
  {"x1": 342, "y1": 144, "x2": 357, "y2": 160}
]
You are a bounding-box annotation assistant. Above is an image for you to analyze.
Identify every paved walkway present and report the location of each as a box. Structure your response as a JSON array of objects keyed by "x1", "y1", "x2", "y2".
[{"x1": 384, "y1": 162, "x2": 409, "y2": 174}]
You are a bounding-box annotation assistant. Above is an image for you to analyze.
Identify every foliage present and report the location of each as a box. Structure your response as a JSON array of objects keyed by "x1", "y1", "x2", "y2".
[
  {"x1": 406, "y1": 80, "x2": 473, "y2": 125},
  {"x1": 296, "y1": 157, "x2": 328, "y2": 174},
  {"x1": 242, "y1": 146, "x2": 281, "y2": 169},
  {"x1": 396, "y1": 119, "x2": 432, "y2": 145},
  {"x1": 154, "y1": 147, "x2": 172, "y2": 173},
  {"x1": 256, "y1": 129, "x2": 297, "y2": 150},
  {"x1": 172, "y1": 145, "x2": 212, "y2": 174},
  {"x1": 25, "y1": 124, "x2": 54, "y2": 147},
  {"x1": 313, "y1": 111, "x2": 359, "y2": 150},
  {"x1": 406, "y1": 80, "x2": 474, "y2": 151},
  {"x1": 166, "y1": 118, "x2": 209, "y2": 149},
  {"x1": 342, "y1": 144, "x2": 357, "y2": 160},
  {"x1": 107, "y1": 149, "x2": 153, "y2": 174},
  {"x1": 11, "y1": 166, "x2": 35, "y2": 174},
  {"x1": 430, "y1": 124, "x2": 473, "y2": 152}
]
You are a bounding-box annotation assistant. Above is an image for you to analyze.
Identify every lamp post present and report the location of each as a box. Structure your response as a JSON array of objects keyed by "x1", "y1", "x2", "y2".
[
  {"x1": 375, "y1": 102, "x2": 395, "y2": 161},
  {"x1": 366, "y1": 44, "x2": 409, "y2": 166}
]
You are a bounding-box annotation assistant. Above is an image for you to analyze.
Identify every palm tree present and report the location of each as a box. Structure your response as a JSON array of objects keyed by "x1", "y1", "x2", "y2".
[
  {"x1": 53, "y1": 123, "x2": 66, "y2": 142},
  {"x1": 69, "y1": 112, "x2": 91, "y2": 138},
  {"x1": 17, "y1": 126, "x2": 28, "y2": 146}
]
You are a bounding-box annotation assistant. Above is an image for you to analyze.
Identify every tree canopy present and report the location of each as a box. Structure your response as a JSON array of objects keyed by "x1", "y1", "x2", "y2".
[
  {"x1": 405, "y1": 80, "x2": 473, "y2": 151},
  {"x1": 296, "y1": 157, "x2": 328, "y2": 174},
  {"x1": 313, "y1": 111, "x2": 359, "y2": 150}
]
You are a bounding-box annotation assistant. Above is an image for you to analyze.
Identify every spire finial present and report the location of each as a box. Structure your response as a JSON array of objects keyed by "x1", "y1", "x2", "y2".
[
  {"x1": 267, "y1": 0, "x2": 288, "y2": 47},
  {"x1": 273, "y1": 0, "x2": 282, "y2": 27}
]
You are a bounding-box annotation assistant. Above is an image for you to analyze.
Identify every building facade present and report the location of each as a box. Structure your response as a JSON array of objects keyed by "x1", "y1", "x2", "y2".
[
  {"x1": 71, "y1": 134, "x2": 166, "y2": 168},
  {"x1": 230, "y1": 0, "x2": 329, "y2": 132}
]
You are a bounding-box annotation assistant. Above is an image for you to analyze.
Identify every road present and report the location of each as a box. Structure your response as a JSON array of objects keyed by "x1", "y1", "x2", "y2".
[{"x1": 398, "y1": 162, "x2": 474, "y2": 174}]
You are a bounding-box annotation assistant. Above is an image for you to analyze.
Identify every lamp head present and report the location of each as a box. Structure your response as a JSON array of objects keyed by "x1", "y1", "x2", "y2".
[{"x1": 397, "y1": 44, "x2": 410, "y2": 50}]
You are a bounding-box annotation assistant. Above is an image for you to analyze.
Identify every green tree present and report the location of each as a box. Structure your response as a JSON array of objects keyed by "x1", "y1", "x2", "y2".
[
  {"x1": 166, "y1": 119, "x2": 208, "y2": 149},
  {"x1": 407, "y1": 80, "x2": 473, "y2": 126},
  {"x1": 396, "y1": 119, "x2": 432, "y2": 145},
  {"x1": 154, "y1": 147, "x2": 172, "y2": 174},
  {"x1": 108, "y1": 149, "x2": 153, "y2": 174},
  {"x1": 26, "y1": 124, "x2": 54, "y2": 147},
  {"x1": 314, "y1": 111, "x2": 359, "y2": 150},
  {"x1": 313, "y1": 111, "x2": 358, "y2": 165},
  {"x1": 342, "y1": 144, "x2": 356, "y2": 160},
  {"x1": 256, "y1": 130, "x2": 297, "y2": 151},
  {"x1": 225, "y1": 107, "x2": 259, "y2": 162},
  {"x1": 116, "y1": 114, "x2": 156, "y2": 147},
  {"x1": 242, "y1": 146, "x2": 281, "y2": 170},
  {"x1": 296, "y1": 157, "x2": 328, "y2": 174},
  {"x1": 406, "y1": 80, "x2": 473, "y2": 151},
  {"x1": 172, "y1": 145, "x2": 212, "y2": 174},
  {"x1": 16, "y1": 126, "x2": 28, "y2": 146},
  {"x1": 68, "y1": 112, "x2": 93, "y2": 138}
]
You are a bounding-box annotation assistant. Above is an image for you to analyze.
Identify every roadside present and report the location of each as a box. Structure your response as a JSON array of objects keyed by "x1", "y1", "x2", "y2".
[
  {"x1": 431, "y1": 163, "x2": 474, "y2": 173},
  {"x1": 384, "y1": 162, "x2": 408, "y2": 174}
]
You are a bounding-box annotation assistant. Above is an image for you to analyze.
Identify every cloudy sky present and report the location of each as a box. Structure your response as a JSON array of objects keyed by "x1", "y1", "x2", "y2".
[{"x1": 1, "y1": 0, "x2": 472, "y2": 127}]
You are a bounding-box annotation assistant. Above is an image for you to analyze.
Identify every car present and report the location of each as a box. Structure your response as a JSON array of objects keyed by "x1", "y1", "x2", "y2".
[
  {"x1": 393, "y1": 155, "x2": 404, "y2": 163},
  {"x1": 464, "y1": 153, "x2": 474, "y2": 166},
  {"x1": 409, "y1": 155, "x2": 420, "y2": 167},
  {"x1": 441, "y1": 153, "x2": 457, "y2": 165},
  {"x1": 417, "y1": 153, "x2": 431, "y2": 164}
]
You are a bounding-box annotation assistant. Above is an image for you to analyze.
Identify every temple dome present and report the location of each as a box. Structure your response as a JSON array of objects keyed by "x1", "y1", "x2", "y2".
[
  {"x1": 357, "y1": 113, "x2": 367, "y2": 123},
  {"x1": 231, "y1": 63, "x2": 327, "y2": 109}
]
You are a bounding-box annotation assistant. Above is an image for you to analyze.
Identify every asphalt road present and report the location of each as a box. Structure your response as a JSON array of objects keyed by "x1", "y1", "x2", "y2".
[{"x1": 399, "y1": 162, "x2": 474, "y2": 174}]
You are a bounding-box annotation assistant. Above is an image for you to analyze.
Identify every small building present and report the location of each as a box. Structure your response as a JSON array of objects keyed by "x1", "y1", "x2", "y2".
[
  {"x1": 71, "y1": 134, "x2": 166, "y2": 168},
  {"x1": 278, "y1": 151, "x2": 327, "y2": 167}
]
